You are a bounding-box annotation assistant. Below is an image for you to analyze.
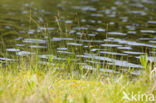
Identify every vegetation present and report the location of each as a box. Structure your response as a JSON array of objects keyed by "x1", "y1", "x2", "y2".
[
  {"x1": 0, "y1": 0, "x2": 156, "y2": 103},
  {"x1": 0, "y1": 55, "x2": 155, "y2": 103}
]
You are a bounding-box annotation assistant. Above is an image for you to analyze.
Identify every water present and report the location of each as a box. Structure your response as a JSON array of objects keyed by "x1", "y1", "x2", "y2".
[{"x1": 0, "y1": 0, "x2": 156, "y2": 74}]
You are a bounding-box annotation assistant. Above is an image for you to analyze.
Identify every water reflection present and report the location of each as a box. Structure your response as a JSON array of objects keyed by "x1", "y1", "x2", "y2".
[{"x1": 0, "y1": 0, "x2": 156, "y2": 74}]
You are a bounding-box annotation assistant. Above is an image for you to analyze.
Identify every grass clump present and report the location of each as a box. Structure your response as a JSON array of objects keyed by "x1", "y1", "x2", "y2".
[{"x1": 0, "y1": 55, "x2": 155, "y2": 103}]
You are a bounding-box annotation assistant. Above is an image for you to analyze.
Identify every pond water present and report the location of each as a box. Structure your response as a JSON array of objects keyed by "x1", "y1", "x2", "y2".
[{"x1": 0, "y1": 0, "x2": 156, "y2": 74}]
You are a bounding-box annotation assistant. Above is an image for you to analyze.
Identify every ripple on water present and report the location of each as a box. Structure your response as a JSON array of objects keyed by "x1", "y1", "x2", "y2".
[
  {"x1": 69, "y1": 30, "x2": 76, "y2": 34},
  {"x1": 67, "y1": 43, "x2": 83, "y2": 46},
  {"x1": 76, "y1": 32, "x2": 82, "y2": 35},
  {"x1": 90, "y1": 48, "x2": 107, "y2": 52},
  {"x1": 109, "y1": 22, "x2": 115, "y2": 25},
  {"x1": 51, "y1": 37, "x2": 74, "y2": 41},
  {"x1": 1, "y1": 0, "x2": 156, "y2": 71},
  {"x1": 117, "y1": 46, "x2": 132, "y2": 50},
  {"x1": 81, "y1": 19, "x2": 86, "y2": 22},
  {"x1": 29, "y1": 45, "x2": 47, "y2": 49},
  {"x1": 23, "y1": 39, "x2": 47, "y2": 43},
  {"x1": 57, "y1": 48, "x2": 68, "y2": 51},
  {"x1": 78, "y1": 39, "x2": 103, "y2": 43},
  {"x1": 127, "y1": 31, "x2": 136, "y2": 34},
  {"x1": 147, "y1": 21, "x2": 156, "y2": 24},
  {"x1": 89, "y1": 20, "x2": 96, "y2": 23},
  {"x1": 57, "y1": 51, "x2": 74, "y2": 54},
  {"x1": 65, "y1": 20, "x2": 73, "y2": 24},
  {"x1": 96, "y1": 28, "x2": 105, "y2": 32},
  {"x1": 91, "y1": 13, "x2": 103, "y2": 17},
  {"x1": 140, "y1": 30, "x2": 156, "y2": 33},
  {"x1": 138, "y1": 38, "x2": 151, "y2": 40},
  {"x1": 88, "y1": 33, "x2": 96, "y2": 37},
  {"x1": 39, "y1": 54, "x2": 78, "y2": 61},
  {"x1": 126, "y1": 26, "x2": 136, "y2": 30},
  {"x1": 149, "y1": 41, "x2": 156, "y2": 43},
  {"x1": 101, "y1": 44, "x2": 122, "y2": 47},
  {"x1": 15, "y1": 37, "x2": 23, "y2": 41},
  {"x1": 72, "y1": 6, "x2": 97, "y2": 11},
  {"x1": 27, "y1": 30, "x2": 35, "y2": 34},
  {"x1": 109, "y1": 60, "x2": 143, "y2": 68},
  {"x1": 0, "y1": 57, "x2": 13, "y2": 61},
  {"x1": 39, "y1": 55, "x2": 66, "y2": 60},
  {"x1": 6, "y1": 48, "x2": 20, "y2": 52},
  {"x1": 39, "y1": 27, "x2": 55, "y2": 31},
  {"x1": 123, "y1": 51, "x2": 145, "y2": 55},
  {"x1": 107, "y1": 32, "x2": 126, "y2": 35},
  {"x1": 38, "y1": 55, "x2": 55, "y2": 59},
  {"x1": 136, "y1": 56, "x2": 156, "y2": 62},
  {"x1": 73, "y1": 27, "x2": 88, "y2": 30},
  {"x1": 107, "y1": 38, "x2": 156, "y2": 48},
  {"x1": 16, "y1": 44, "x2": 25, "y2": 47},
  {"x1": 16, "y1": 51, "x2": 35, "y2": 56},
  {"x1": 77, "y1": 54, "x2": 143, "y2": 68},
  {"x1": 127, "y1": 11, "x2": 146, "y2": 15},
  {"x1": 99, "y1": 51, "x2": 127, "y2": 56}
]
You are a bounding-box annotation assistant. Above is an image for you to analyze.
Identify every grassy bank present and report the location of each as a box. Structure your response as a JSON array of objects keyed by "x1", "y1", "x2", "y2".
[{"x1": 0, "y1": 55, "x2": 155, "y2": 103}]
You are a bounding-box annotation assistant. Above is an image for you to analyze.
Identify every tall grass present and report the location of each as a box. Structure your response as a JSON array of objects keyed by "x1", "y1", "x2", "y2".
[
  {"x1": 0, "y1": 54, "x2": 155, "y2": 103},
  {"x1": 0, "y1": 2, "x2": 155, "y2": 102}
]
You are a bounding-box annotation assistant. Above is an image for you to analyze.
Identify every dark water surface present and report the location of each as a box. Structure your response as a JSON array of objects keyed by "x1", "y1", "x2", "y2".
[{"x1": 0, "y1": 0, "x2": 156, "y2": 74}]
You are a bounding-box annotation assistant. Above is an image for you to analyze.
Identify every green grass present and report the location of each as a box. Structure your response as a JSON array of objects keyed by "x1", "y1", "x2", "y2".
[
  {"x1": 0, "y1": 55, "x2": 155, "y2": 103},
  {"x1": 0, "y1": 0, "x2": 156, "y2": 102}
]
